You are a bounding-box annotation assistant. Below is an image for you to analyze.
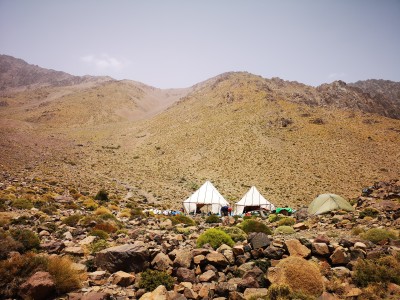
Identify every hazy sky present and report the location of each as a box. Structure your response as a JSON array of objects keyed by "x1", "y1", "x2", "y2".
[{"x1": 1, "y1": 0, "x2": 399, "y2": 88}]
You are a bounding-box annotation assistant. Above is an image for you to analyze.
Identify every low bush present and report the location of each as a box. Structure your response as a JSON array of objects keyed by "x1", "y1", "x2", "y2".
[
  {"x1": 88, "y1": 239, "x2": 109, "y2": 254},
  {"x1": 359, "y1": 208, "x2": 379, "y2": 219},
  {"x1": 82, "y1": 198, "x2": 98, "y2": 210},
  {"x1": 205, "y1": 214, "x2": 221, "y2": 223},
  {"x1": 353, "y1": 255, "x2": 400, "y2": 287},
  {"x1": 268, "y1": 214, "x2": 282, "y2": 223},
  {"x1": 277, "y1": 217, "x2": 296, "y2": 226},
  {"x1": 197, "y1": 228, "x2": 235, "y2": 249},
  {"x1": 130, "y1": 208, "x2": 145, "y2": 218},
  {"x1": 138, "y1": 269, "x2": 174, "y2": 292},
  {"x1": 94, "y1": 189, "x2": 109, "y2": 201},
  {"x1": 275, "y1": 226, "x2": 295, "y2": 235},
  {"x1": 62, "y1": 214, "x2": 82, "y2": 227},
  {"x1": 169, "y1": 214, "x2": 196, "y2": 226},
  {"x1": 240, "y1": 219, "x2": 272, "y2": 235},
  {"x1": 12, "y1": 198, "x2": 33, "y2": 210},
  {"x1": 10, "y1": 229, "x2": 40, "y2": 252},
  {"x1": 351, "y1": 226, "x2": 365, "y2": 236},
  {"x1": 0, "y1": 230, "x2": 22, "y2": 259},
  {"x1": 94, "y1": 206, "x2": 112, "y2": 215},
  {"x1": 219, "y1": 226, "x2": 247, "y2": 242},
  {"x1": 266, "y1": 283, "x2": 292, "y2": 300},
  {"x1": 361, "y1": 228, "x2": 398, "y2": 244},
  {"x1": 47, "y1": 255, "x2": 82, "y2": 294},
  {"x1": 90, "y1": 229, "x2": 109, "y2": 240}
]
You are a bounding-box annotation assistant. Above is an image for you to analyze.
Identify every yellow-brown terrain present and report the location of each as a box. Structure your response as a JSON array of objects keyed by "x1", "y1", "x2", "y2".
[{"x1": 0, "y1": 56, "x2": 399, "y2": 209}]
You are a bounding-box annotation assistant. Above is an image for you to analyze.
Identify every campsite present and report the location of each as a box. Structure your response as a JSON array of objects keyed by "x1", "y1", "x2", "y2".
[{"x1": 0, "y1": 176, "x2": 399, "y2": 300}]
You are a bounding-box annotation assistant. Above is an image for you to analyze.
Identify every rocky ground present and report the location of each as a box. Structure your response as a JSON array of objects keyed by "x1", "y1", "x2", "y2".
[{"x1": 0, "y1": 176, "x2": 399, "y2": 300}]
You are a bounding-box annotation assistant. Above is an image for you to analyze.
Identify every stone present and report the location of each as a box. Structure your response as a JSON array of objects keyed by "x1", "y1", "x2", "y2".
[
  {"x1": 81, "y1": 292, "x2": 111, "y2": 300},
  {"x1": 318, "y1": 292, "x2": 341, "y2": 300},
  {"x1": 199, "y1": 270, "x2": 217, "y2": 282},
  {"x1": 293, "y1": 222, "x2": 309, "y2": 230},
  {"x1": 330, "y1": 246, "x2": 350, "y2": 265},
  {"x1": 354, "y1": 242, "x2": 367, "y2": 250},
  {"x1": 173, "y1": 249, "x2": 192, "y2": 268},
  {"x1": 40, "y1": 241, "x2": 65, "y2": 254},
  {"x1": 176, "y1": 267, "x2": 196, "y2": 283},
  {"x1": 248, "y1": 232, "x2": 271, "y2": 249},
  {"x1": 79, "y1": 235, "x2": 97, "y2": 245},
  {"x1": 96, "y1": 242, "x2": 149, "y2": 273},
  {"x1": 88, "y1": 271, "x2": 107, "y2": 281},
  {"x1": 19, "y1": 271, "x2": 55, "y2": 300},
  {"x1": 206, "y1": 251, "x2": 229, "y2": 267},
  {"x1": 198, "y1": 284, "x2": 212, "y2": 298},
  {"x1": 183, "y1": 287, "x2": 198, "y2": 299},
  {"x1": 140, "y1": 285, "x2": 171, "y2": 300},
  {"x1": 232, "y1": 245, "x2": 245, "y2": 256},
  {"x1": 64, "y1": 246, "x2": 84, "y2": 256},
  {"x1": 312, "y1": 242, "x2": 330, "y2": 256},
  {"x1": 215, "y1": 282, "x2": 237, "y2": 297},
  {"x1": 110, "y1": 270, "x2": 135, "y2": 287},
  {"x1": 63, "y1": 231, "x2": 73, "y2": 240},
  {"x1": 193, "y1": 254, "x2": 206, "y2": 265},
  {"x1": 243, "y1": 288, "x2": 268, "y2": 300},
  {"x1": 285, "y1": 239, "x2": 311, "y2": 258},
  {"x1": 263, "y1": 245, "x2": 285, "y2": 260},
  {"x1": 229, "y1": 291, "x2": 245, "y2": 300},
  {"x1": 152, "y1": 252, "x2": 173, "y2": 271},
  {"x1": 39, "y1": 230, "x2": 50, "y2": 237},
  {"x1": 346, "y1": 287, "x2": 362, "y2": 297}
]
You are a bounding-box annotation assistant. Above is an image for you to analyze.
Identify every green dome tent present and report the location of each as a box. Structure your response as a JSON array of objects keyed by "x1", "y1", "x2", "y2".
[{"x1": 307, "y1": 194, "x2": 354, "y2": 215}]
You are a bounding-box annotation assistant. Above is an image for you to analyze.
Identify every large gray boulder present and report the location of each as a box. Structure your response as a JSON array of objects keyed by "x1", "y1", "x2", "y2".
[{"x1": 96, "y1": 242, "x2": 149, "y2": 273}]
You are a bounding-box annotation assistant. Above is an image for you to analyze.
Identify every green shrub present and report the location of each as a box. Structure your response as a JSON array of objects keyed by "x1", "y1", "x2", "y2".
[
  {"x1": 10, "y1": 229, "x2": 40, "y2": 251},
  {"x1": 12, "y1": 199, "x2": 33, "y2": 210},
  {"x1": 88, "y1": 239, "x2": 109, "y2": 254},
  {"x1": 277, "y1": 217, "x2": 296, "y2": 226},
  {"x1": 359, "y1": 208, "x2": 379, "y2": 219},
  {"x1": 94, "y1": 189, "x2": 109, "y2": 201},
  {"x1": 353, "y1": 255, "x2": 400, "y2": 287},
  {"x1": 138, "y1": 269, "x2": 174, "y2": 292},
  {"x1": 240, "y1": 219, "x2": 272, "y2": 235},
  {"x1": 197, "y1": 228, "x2": 235, "y2": 249},
  {"x1": 205, "y1": 214, "x2": 221, "y2": 223},
  {"x1": 219, "y1": 226, "x2": 247, "y2": 242},
  {"x1": 268, "y1": 214, "x2": 282, "y2": 223},
  {"x1": 130, "y1": 208, "x2": 145, "y2": 218},
  {"x1": 361, "y1": 228, "x2": 398, "y2": 244},
  {"x1": 90, "y1": 229, "x2": 109, "y2": 240},
  {"x1": 169, "y1": 214, "x2": 196, "y2": 226},
  {"x1": 62, "y1": 214, "x2": 82, "y2": 227},
  {"x1": 275, "y1": 226, "x2": 295, "y2": 235}
]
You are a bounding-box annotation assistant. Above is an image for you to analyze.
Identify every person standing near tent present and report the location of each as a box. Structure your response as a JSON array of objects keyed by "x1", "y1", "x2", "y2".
[
  {"x1": 221, "y1": 205, "x2": 229, "y2": 216},
  {"x1": 228, "y1": 206, "x2": 232, "y2": 216}
]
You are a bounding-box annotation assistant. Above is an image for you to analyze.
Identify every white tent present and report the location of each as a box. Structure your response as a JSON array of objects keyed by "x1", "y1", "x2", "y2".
[
  {"x1": 183, "y1": 181, "x2": 229, "y2": 214},
  {"x1": 234, "y1": 186, "x2": 276, "y2": 215}
]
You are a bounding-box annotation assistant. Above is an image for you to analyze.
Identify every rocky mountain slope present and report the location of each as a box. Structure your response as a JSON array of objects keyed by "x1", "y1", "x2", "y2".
[
  {"x1": 0, "y1": 54, "x2": 111, "y2": 91},
  {"x1": 0, "y1": 56, "x2": 399, "y2": 210}
]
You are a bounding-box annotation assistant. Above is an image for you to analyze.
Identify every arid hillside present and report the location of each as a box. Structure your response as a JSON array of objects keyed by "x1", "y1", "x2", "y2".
[{"x1": 0, "y1": 57, "x2": 399, "y2": 210}]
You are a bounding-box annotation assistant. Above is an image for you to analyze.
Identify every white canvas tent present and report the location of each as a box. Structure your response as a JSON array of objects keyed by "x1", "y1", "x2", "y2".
[
  {"x1": 234, "y1": 186, "x2": 276, "y2": 215},
  {"x1": 183, "y1": 181, "x2": 229, "y2": 214}
]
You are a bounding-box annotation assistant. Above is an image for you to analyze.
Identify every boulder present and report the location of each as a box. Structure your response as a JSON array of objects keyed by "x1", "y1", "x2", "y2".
[
  {"x1": 312, "y1": 242, "x2": 330, "y2": 256},
  {"x1": 267, "y1": 256, "x2": 324, "y2": 297},
  {"x1": 173, "y1": 249, "x2": 192, "y2": 268},
  {"x1": 176, "y1": 267, "x2": 196, "y2": 283},
  {"x1": 206, "y1": 251, "x2": 229, "y2": 267},
  {"x1": 263, "y1": 245, "x2": 285, "y2": 260},
  {"x1": 284, "y1": 239, "x2": 311, "y2": 258},
  {"x1": 330, "y1": 246, "x2": 350, "y2": 265},
  {"x1": 198, "y1": 270, "x2": 217, "y2": 282},
  {"x1": 96, "y1": 242, "x2": 149, "y2": 273},
  {"x1": 81, "y1": 292, "x2": 111, "y2": 300},
  {"x1": 19, "y1": 271, "x2": 55, "y2": 300},
  {"x1": 248, "y1": 232, "x2": 271, "y2": 249},
  {"x1": 152, "y1": 252, "x2": 173, "y2": 271},
  {"x1": 110, "y1": 270, "x2": 135, "y2": 287},
  {"x1": 140, "y1": 285, "x2": 171, "y2": 300}
]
